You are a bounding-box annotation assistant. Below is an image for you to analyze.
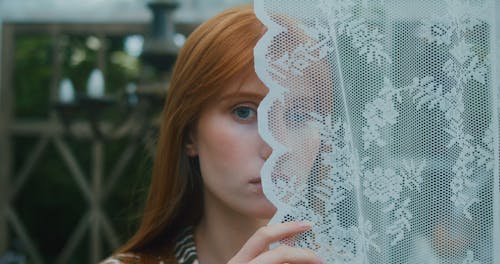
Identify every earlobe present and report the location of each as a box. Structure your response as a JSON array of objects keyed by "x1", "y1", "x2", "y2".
[
  {"x1": 185, "y1": 131, "x2": 198, "y2": 157},
  {"x1": 185, "y1": 143, "x2": 198, "y2": 157},
  {"x1": 185, "y1": 128, "x2": 198, "y2": 156}
]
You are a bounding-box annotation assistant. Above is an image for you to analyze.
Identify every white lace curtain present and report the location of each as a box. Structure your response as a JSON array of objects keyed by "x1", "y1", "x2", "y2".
[{"x1": 254, "y1": 0, "x2": 499, "y2": 263}]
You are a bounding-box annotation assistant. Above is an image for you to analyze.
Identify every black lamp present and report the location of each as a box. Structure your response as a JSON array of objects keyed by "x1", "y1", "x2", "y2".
[{"x1": 141, "y1": 0, "x2": 180, "y2": 72}]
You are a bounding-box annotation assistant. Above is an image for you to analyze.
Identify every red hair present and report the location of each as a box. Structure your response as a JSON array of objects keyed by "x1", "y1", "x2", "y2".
[{"x1": 118, "y1": 5, "x2": 265, "y2": 263}]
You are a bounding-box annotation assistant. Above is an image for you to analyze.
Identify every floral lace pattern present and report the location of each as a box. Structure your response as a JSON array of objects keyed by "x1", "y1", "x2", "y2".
[{"x1": 255, "y1": 0, "x2": 499, "y2": 263}]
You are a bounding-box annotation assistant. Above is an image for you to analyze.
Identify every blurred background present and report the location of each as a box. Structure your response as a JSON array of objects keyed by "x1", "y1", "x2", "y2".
[{"x1": 0, "y1": 0, "x2": 250, "y2": 263}]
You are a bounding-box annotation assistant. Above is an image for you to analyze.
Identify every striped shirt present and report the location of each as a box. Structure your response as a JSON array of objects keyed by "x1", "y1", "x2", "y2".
[
  {"x1": 100, "y1": 227, "x2": 199, "y2": 264},
  {"x1": 174, "y1": 227, "x2": 199, "y2": 264}
]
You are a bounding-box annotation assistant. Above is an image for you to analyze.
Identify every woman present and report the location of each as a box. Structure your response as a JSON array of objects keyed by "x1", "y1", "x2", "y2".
[{"x1": 101, "y1": 5, "x2": 323, "y2": 264}]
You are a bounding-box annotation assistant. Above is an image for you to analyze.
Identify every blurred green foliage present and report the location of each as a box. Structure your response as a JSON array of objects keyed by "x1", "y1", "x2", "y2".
[{"x1": 14, "y1": 36, "x2": 52, "y2": 119}]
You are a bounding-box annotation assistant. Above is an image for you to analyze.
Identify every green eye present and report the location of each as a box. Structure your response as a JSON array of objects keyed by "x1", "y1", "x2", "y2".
[{"x1": 233, "y1": 106, "x2": 255, "y2": 120}]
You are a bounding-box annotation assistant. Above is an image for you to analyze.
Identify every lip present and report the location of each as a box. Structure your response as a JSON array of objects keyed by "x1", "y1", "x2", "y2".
[{"x1": 249, "y1": 177, "x2": 262, "y2": 184}]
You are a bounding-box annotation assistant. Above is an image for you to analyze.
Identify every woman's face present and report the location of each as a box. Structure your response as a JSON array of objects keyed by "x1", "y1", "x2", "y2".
[{"x1": 188, "y1": 72, "x2": 276, "y2": 219}]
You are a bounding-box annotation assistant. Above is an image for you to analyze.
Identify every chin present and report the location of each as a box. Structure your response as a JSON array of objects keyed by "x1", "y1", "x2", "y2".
[{"x1": 250, "y1": 200, "x2": 277, "y2": 219}]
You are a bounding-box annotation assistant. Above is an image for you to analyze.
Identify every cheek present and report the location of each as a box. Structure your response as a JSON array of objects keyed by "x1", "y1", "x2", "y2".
[
  {"x1": 196, "y1": 117, "x2": 257, "y2": 180},
  {"x1": 282, "y1": 124, "x2": 321, "y2": 180},
  {"x1": 266, "y1": 102, "x2": 321, "y2": 181},
  {"x1": 285, "y1": 125, "x2": 319, "y2": 154},
  {"x1": 198, "y1": 125, "x2": 233, "y2": 170}
]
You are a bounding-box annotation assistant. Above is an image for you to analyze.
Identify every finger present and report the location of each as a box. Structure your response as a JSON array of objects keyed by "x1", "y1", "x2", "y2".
[
  {"x1": 231, "y1": 221, "x2": 312, "y2": 262},
  {"x1": 248, "y1": 245, "x2": 323, "y2": 264}
]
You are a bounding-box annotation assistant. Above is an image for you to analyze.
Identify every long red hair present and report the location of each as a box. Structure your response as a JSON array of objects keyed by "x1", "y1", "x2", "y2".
[{"x1": 118, "y1": 5, "x2": 265, "y2": 263}]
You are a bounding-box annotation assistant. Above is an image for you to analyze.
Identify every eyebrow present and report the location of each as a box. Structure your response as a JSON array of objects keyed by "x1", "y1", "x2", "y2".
[{"x1": 219, "y1": 92, "x2": 266, "y2": 102}]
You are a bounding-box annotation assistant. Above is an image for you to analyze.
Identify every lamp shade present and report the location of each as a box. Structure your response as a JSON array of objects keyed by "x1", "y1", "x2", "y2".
[{"x1": 86, "y1": 69, "x2": 105, "y2": 98}]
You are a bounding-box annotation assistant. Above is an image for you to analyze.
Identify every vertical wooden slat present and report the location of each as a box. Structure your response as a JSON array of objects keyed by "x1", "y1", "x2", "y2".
[
  {"x1": 0, "y1": 20, "x2": 3, "y2": 104},
  {"x1": 0, "y1": 23, "x2": 14, "y2": 255},
  {"x1": 91, "y1": 34, "x2": 107, "y2": 263},
  {"x1": 0, "y1": 20, "x2": 6, "y2": 256},
  {"x1": 90, "y1": 140, "x2": 103, "y2": 264},
  {"x1": 48, "y1": 32, "x2": 64, "y2": 123},
  {"x1": 97, "y1": 34, "x2": 107, "y2": 77}
]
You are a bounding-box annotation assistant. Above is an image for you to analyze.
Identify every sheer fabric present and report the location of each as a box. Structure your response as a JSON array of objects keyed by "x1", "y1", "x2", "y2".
[{"x1": 254, "y1": 0, "x2": 499, "y2": 263}]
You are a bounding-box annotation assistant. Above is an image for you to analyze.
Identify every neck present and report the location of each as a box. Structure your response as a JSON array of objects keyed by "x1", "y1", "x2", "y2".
[{"x1": 194, "y1": 192, "x2": 268, "y2": 264}]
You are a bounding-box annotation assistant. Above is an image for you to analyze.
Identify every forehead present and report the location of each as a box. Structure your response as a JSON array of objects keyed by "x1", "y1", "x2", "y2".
[{"x1": 219, "y1": 71, "x2": 269, "y2": 99}]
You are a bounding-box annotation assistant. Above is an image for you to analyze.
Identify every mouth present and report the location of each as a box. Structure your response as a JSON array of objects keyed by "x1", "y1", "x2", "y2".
[{"x1": 249, "y1": 177, "x2": 262, "y2": 184}]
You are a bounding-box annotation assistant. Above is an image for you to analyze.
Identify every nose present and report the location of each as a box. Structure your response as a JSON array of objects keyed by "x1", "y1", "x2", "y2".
[{"x1": 259, "y1": 138, "x2": 272, "y2": 160}]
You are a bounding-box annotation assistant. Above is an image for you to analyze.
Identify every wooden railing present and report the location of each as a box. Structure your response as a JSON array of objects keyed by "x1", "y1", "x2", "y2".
[{"x1": 0, "y1": 21, "x2": 169, "y2": 264}]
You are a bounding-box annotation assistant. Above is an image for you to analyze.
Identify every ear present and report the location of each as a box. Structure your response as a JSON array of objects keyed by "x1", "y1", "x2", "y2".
[
  {"x1": 185, "y1": 142, "x2": 198, "y2": 157},
  {"x1": 185, "y1": 132, "x2": 198, "y2": 157}
]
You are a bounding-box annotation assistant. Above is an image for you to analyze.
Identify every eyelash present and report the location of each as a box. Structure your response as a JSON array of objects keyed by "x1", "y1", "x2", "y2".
[{"x1": 232, "y1": 104, "x2": 257, "y2": 122}]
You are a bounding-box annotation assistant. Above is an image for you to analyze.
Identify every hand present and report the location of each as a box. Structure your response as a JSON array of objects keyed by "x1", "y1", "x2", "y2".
[{"x1": 228, "y1": 221, "x2": 323, "y2": 264}]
